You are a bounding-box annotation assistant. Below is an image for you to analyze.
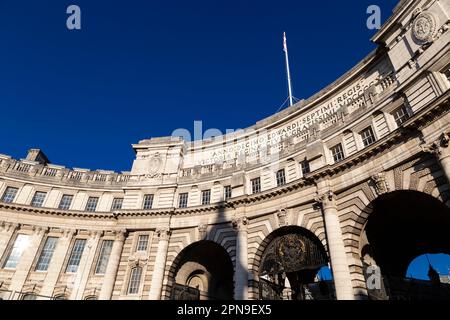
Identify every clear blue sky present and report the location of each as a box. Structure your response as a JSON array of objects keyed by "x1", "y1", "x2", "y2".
[{"x1": 1, "y1": 1, "x2": 449, "y2": 280}]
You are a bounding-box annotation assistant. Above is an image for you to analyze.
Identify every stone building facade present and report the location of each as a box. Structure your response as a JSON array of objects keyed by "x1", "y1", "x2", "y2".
[{"x1": 0, "y1": 0, "x2": 449, "y2": 300}]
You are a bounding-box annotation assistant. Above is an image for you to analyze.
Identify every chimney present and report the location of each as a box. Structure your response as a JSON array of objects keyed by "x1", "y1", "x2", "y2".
[{"x1": 26, "y1": 149, "x2": 50, "y2": 165}]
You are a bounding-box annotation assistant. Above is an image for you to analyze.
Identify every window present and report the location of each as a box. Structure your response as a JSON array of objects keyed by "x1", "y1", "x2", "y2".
[
  {"x1": 22, "y1": 294, "x2": 37, "y2": 300},
  {"x1": 201, "y1": 190, "x2": 211, "y2": 205},
  {"x1": 66, "y1": 239, "x2": 86, "y2": 273},
  {"x1": 31, "y1": 191, "x2": 46, "y2": 207},
  {"x1": 392, "y1": 105, "x2": 410, "y2": 126},
  {"x1": 276, "y1": 169, "x2": 286, "y2": 187},
  {"x1": 142, "y1": 194, "x2": 154, "y2": 210},
  {"x1": 85, "y1": 197, "x2": 99, "y2": 212},
  {"x1": 95, "y1": 240, "x2": 114, "y2": 274},
  {"x1": 1, "y1": 187, "x2": 18, "y2": 203},
  {"x1": 360, "y1": 127, "x2": 376, "y2": 147},
  {"x1": 445, "y1": 68, "x2": 450, "y2": 81},
  {"x1": 111, "y1": 198, "x2": 123, "y2": 210},
  {"x1": 224, "y1": 185, "x2": 232, "y2": 200},
  {"x1": 300, "y1": 160, "x2": 310, "y2": 176},
  {"x1": 178, "y1": 193, "x2": 188, "y2": 208},
  {"x1": 58, "y1": 194, "x2": 73, "y2": 210},
  {"x1": 3, "y1": 234, "x2": 30, "y2": 269},
  {"x1": 251, "y1": 177, "x2": 261, "y2": 194},
  {"x1": 128, "y1": 267, "x2": 142, "y2": 294},
  {"x1": 136, "y1": 235, "x2": 149, "y2": 251},
  {"x1": 35, "y1": 237, "x2": 58, "y2": 271},
  {"x1": 331, "y1": 144, "x2": 345, "y2": 163}
]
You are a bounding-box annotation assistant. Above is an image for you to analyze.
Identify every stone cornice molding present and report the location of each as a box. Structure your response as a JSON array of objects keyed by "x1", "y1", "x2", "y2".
[{"x1": 0, "y1": 221, "x2": 20, "y2": 233}]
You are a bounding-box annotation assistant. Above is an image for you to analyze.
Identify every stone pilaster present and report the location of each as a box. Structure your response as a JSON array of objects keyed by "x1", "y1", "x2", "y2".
[
  {"x1": 422, "y1": 132, "x2": 450, "y2": 183},
  {"x1": 39, "y1": 229, "x2": 75, "y2": 298},
  {"x1": 9, "y1": 226, "x2": 47, "y2": 296},
  {"x1": 232, "y1": 217, "x2": 249, "y2": 300},
  {"x1": 99, "y1": 230, "x2": 126, "y2": 300},
  {"x1": 70, "y1": 231, "x2": 102, "y2": 300},
  {"x1": 0, "y1": 222, "x2": 19, "y2": 258},
  {"x1": 148, "y1": 228, "x2": 171, "y2": 300},
  {"x1": 315, "y1": 191, "x2": 354, "y2": 300}
]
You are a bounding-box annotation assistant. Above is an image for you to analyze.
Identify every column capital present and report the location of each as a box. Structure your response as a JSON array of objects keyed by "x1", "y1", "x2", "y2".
[
  {"x1": 231, "y1": 216, "x2": 249, "y2": 231},
  {"x1": 0, "y1": 222, "x2": 20, "y2": 233},
  {"x1": 113, "y1": 229, "x2": 127, "y2": 241},
  {"x1": 314, "y1": 190, "x2": 336, "y2": 209},
  {"x1": 421, "y1": 131, "x2": 450, "y2": 159},
  {"x1": 155, "y1": 227, "x2": 171, "y2": 241}
]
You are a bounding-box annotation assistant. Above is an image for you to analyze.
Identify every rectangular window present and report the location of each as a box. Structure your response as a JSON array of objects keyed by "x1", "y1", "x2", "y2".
[
  {"x1": 128, "y1": 267, "x2": 142, "y2": 294},
  {"x1": 392, "y1": 105, "x2": 410, "y2": 126},
  {"x1": 1, "y1": 187, "x2": 18, "y2": 203},
  {"x1": 360, "y1": 127, "x2": 376, "y2": 147},
  {"x1": 35, "y1": 237, "x2": 58, "y2": 271},
  {"x1": 201, "y1": 190, "x2": 211, "y2": 205},
  {"x1": 3, "y1": 234, "x2": 30, "y2": 269},
  {"x1": 94, "y1": 240, "x2": 114, "y2": 275},
  {"x1": 136, "y1": 235, "x2": 149, "y2": 251},
  {"x1": 331, "y1": 144, "x2": 345, "y2": 163},
  {"x1": 66, "y1": 239, "x2": 86, "y2": 273},
  {"x1": 445, "y1": 68, "x2": 450, "y2": 81},
  {"x1": 85, "y1": 197, "x2": 99, "y2": 212},
  {"x1": 300, "y1": 160, "x2": 310, "y2": 176},
  {"x1": 224, "y1": 185, "x2": 232, "y2": 200},
  {"x1": 58, "y1": 194, "x2": 73, "y2": 210},
  {"x1": 111, "y1": 198, "x2": 123, "y2": 210},
  {"x1": 276, "y1": 169, "x2": 286, "y2": 187},
  {"x1": 251, "y1": 177, "x2": 261, "y2": 194},
  {"x1": 31, "y1": 191, "x2": 47, "y2": 207},
  {"x1": 178, "y1": 193, "x2": 188, "y2": 208},
  {"x1": 142, "y1": 194, "x2": 154, "y2": 210}
]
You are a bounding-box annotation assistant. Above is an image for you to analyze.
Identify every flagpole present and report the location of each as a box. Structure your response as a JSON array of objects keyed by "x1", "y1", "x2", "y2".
[{"x1": 283, "y1": 32, "x2": 294, "y2": 107}]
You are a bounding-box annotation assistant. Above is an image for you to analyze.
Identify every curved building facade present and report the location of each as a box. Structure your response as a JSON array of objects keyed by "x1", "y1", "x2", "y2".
[{"x1": 1, "y1": 0, "x2": 450, "y2": 300}]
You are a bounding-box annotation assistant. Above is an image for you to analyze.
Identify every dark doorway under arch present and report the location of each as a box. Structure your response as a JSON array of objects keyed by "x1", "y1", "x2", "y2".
[
  {"x1": 362, "y1": 190, "x2": 450, "y2": 300},
  {"x1": 170, "y1": 240, "x2": 234, "y2": 300},
  {"x1": 258, "y1": 226, "x2": 333, "y2": 300}
]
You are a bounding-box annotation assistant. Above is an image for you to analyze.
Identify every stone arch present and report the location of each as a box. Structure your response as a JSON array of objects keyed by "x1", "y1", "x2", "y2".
[{"x1": 165, "y1": 240, "x2": 234, "y2": 300}]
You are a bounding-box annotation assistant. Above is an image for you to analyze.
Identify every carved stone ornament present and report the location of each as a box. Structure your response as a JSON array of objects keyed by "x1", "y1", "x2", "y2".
[
  {"x1": 371, "y1": 172, "x2": 390, "y2": 196},
  {"x1": 231, "y1": 217, "x2": 249, "y2": 231},
  {"x1": 277, "y1": 209, "x2": 289, "y2": 227},
  {"x1": 314, "y1": 190, "x2": 336, "y2": 207},
  {"x1": 155, "y1": 228, "x2": 171, "y2": 240},
  {"x1": 198, "y1": 224, "x2": 208, "y2": 240},
  {"x1": 148, "y1": 154, "x2": 163, "y2": 176},
  {"x1": 412, "y1": 11, "x2": 438, "y2": 44}
]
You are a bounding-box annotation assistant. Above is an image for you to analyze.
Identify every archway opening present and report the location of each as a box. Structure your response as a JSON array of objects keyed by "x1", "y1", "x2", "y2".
[
  {"x1": 258, "y1": 226, "x2": 333, "y2": 300},
  {"x1": 170, "y1": 240, "x2": 233, "y2": 300},
  {"x1": 362, "y1": 191, "x2": 450, "y2": 300}
]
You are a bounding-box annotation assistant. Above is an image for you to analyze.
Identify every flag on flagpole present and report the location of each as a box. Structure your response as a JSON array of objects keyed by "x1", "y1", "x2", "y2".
[{"x1": 283, "y1": 32, "x2": 288, "y2": 52}]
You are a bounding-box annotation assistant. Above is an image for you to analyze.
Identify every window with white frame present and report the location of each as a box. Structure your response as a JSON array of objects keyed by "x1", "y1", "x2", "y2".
[
  {"x1": 35, "y1": 236, "x2": 58, "y2": 271},
  {"x1": 111, "y1": 198, "x2": 123, "y2": 210},
  {"x1": 136, "y1": 235, "x2": 149, "y2": 252},
  {"x1": 201, "y1": 189, "x2": 211, "y2": 205},
  {"x1": 251, "y1": 177, "x2": 261, "y2": 194},
  {"x1": 224, "y1": 185, "x2": 232, "y2": 200},
  {"x1": 276, "y1": 169, "x2": 286, "y2": 187},
  {"x1": 3, "y1": 234, "x2": 30, "y2": 269},
  {"x1": 360, "y1": 127, "x2": 376, "y2": 147},
  {"x1": 142, "y1": 194, "x2": 154, "y2": 210},
  {"x1": 58, "y1": 194, "x2": 73, "y2": 210},
  {"x1": 66, "y1": 239, "x2": 86, "y2": 273},
  {"x1": 128, "y1": 267, "x2": 142, "y2": 294},
  {"x1": 331, "y1": 143, "x2": 345, "y2": 163},
  {"x1": 178, "y1": 193, "x2": 188, "y2": 208},
  {"x1": 31, "y1": 191, "x2": 47, "y2": 207},
  {"x1": 95, "y1": 240, "x2": 114, "y2": 274},
  {"x1": 392, "y1": 105, "x2": 410, "y2": 126},
  {"x1": 1, "y1": 187, "x2": 18, "y2": 203},
  {"x1": 85, "y1": 197, "x2": 99, "y2": 212}
]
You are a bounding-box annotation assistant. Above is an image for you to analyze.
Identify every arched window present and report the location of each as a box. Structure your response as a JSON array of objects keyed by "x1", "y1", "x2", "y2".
[
  {"x1": 85, "y1": 296, "x2": 97, "y2": 300},
  {"x1": 128, "y1": 267, "x2": 142, "y2": 294},
  {"x1": 22, "y1": 293, "x2": 37, "y2": 300},
  {"x1": 53, "y1": 295, "x2": 67, "y2": 300}
]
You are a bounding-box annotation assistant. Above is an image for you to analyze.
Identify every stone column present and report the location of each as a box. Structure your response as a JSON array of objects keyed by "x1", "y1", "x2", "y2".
[
  {"x1": 316, "y1": 191, "x2": 354, "y2": 300},
  {"x1": 9, "y1": 226, "x2": 47, "y2": 296},
  {"x1": 0, "y1": 222, "x2": 19, "y2": 258},
  {"x1": 99, "y1": 230, "x2": 126, "y2": 300},
  {"x1": 424, "y1": 132, "x2": 450, "y2": 183},
  {"x1": 70, "y1": 231, "x2": 102, "y2": 300},
  {"x1": 39, "y1": 229, "x2": 75, "y2": 298},
  {"x1": 148, "y1": 228, "x2": 171, "y2": 300},
  {"x1": 232, "y1": 217, "x2": 249, "y2": 300}
]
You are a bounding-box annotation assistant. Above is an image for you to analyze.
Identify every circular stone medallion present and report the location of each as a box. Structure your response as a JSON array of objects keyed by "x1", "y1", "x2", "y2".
[{"x1": 412, "y1": 12, "x2": 438, "y2": 44}]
